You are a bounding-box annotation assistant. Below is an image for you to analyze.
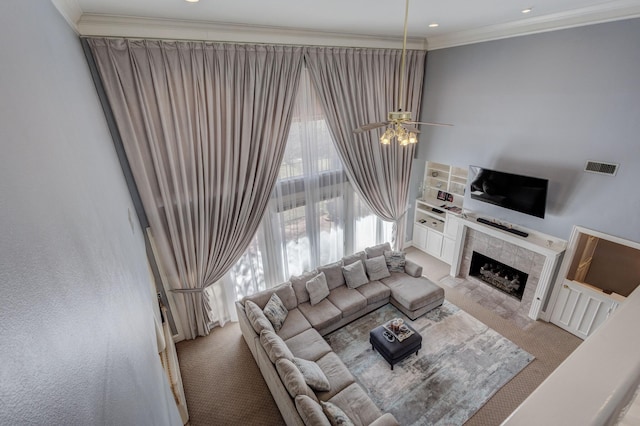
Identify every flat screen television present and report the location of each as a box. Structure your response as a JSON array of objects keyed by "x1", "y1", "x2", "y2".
[{"x1": 468, "y1": 166, "x2": 549, "y2": 218}]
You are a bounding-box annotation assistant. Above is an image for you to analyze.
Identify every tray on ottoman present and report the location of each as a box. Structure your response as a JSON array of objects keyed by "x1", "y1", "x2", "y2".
[{"x1": 370, "y1": 321, "x2": 422, "y2": 370}]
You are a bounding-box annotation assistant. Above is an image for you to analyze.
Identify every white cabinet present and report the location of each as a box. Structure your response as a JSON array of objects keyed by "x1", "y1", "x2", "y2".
[
  {"x1": 441, "y1": 237, "x2": 457, "y2": 264},
  {"x1": 412, "y1": 198, "x2": 462, "y2": 264},
  {"x1": 426, "y1": 230, "x2": 444, "y2": 257},
  {"x1": 414, "y1": 160, "x2": 469, "y2": 264},
  {"x1": 444, "y1": 214, "x2": 460, "y2": 238},
  {"x1": 413, "y1": 224, "x2": 428, "y2": 251}
]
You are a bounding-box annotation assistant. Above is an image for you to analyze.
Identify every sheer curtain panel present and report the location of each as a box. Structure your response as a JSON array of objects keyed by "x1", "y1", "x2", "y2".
[
  {"x1": 304, "y1": 48, "x2": 426, "y2": 249},
  {"x1": 88, "y1": 39, "x2": 303, "y2": 339},
  {"x1": 229, "y1": 68, "x2": 347, "y2": 297}
]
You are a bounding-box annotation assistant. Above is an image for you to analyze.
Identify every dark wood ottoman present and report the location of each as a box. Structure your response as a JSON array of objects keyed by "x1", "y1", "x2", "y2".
[{"x1": 369, "y1": 322, "x2": 422, "y2": 370}]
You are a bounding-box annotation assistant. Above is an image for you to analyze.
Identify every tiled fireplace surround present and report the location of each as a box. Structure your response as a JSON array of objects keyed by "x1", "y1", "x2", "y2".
[{"x1": 456, "y1": 228, "x2": 548, "y2": 328}]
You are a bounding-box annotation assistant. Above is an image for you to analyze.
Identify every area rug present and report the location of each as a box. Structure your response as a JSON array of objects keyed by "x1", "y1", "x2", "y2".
[{"x1": 326, "y1": 302, "x2": 534, "y2": 426}]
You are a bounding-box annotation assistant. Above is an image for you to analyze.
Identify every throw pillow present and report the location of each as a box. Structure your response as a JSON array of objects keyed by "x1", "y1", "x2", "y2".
[
  {"x1": 365, "y1": 255, "x2": 391, "y2": 281},
  {"x1": 306, "y1": 272, "x2": 330, "y2": 306},
  {"x1": 244, "y1": 300, "x2": 275, "y2": 334},
  {"x1": 263, "y1": 293, "x2": 288, "y2": 332},
  {"x1": 384, "y1": 250, "x2": 406, "y2": 272},
  {"x1": 321, "y1": 401, "x2": 355, "y2": 426},
  {"x1": 275, "y1": 358, "x2": 319, "y2": 402},
  {"x1": 295, "y1": 395, "x2": 331, "y2": 426},
  {"x1": 290, "y1": 269, "x2": 318, "y2": 304},
  {"x1": 365, "y1": 242, "x2": 391, "y2": 259},
  {"x1": 342, "y1": 260, "x2": 369, "y2": 289},
  {"x1": 243, "y1": 281, "x2": 297, "y2": 310},
  {"x1": 341, "y1": 251, "x2": 366, "y2": 266},
  {"x1": 260, "y1": 329, "x2": 294, "y2": 363},
  {"x1": 292, "y1": 357, "x2": 331, "y2": 392},
  {"x1": 317, "y1": 260, "x2": 345, "y2": 290}
]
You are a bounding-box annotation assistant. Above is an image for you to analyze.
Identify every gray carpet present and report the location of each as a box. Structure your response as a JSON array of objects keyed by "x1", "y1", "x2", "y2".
[{"x1": 326, "y1": 302, "x2": 534, "y2": 426}]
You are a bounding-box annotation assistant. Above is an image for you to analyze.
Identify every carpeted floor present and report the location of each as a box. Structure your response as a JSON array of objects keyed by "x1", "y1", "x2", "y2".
[{"x1": 176, "y1": 247, "x2": 582, "y2": 425}]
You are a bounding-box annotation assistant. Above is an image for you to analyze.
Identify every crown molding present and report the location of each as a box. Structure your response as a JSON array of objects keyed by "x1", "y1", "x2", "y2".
[
  {"x1": 51, "y1": 0, "x2": 83, "y2": 33},
  {"x1": 76, "y1": 14, "x2": 428, "y2": 50},
  {"x1": 426, "y1": 0, "x2": 640, "y2": 50}
]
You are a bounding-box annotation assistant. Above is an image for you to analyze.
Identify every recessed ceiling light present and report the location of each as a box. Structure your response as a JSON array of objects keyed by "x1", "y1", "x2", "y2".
[
  {"x1": 521, "y1": 8, "x2": 533, "y2": 14},
  {"x1": 428, "y1": 23, "x2": 439, "y2": 28},
  {"x1": 185, "y1": 0, "x2": 199, "y2": 3}
]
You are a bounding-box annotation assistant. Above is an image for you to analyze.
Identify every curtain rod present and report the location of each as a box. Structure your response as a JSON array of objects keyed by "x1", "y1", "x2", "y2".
[{"x1": 80, "y1": 35, "x2": 427, "y2": 52}]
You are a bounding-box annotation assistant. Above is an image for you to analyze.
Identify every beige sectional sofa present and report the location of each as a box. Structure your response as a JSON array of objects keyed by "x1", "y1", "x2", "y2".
[{"x1": 236, "y1": 243, "x2": 445, "y2": 426}]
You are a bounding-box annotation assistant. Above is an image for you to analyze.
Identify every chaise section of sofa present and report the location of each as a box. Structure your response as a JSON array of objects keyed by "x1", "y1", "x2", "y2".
[{"x1": 236, "y1": 242, "x2": 445, "y2": 425}]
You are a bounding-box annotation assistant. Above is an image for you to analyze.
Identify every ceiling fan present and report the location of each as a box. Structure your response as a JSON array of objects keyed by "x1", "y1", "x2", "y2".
[{"x1": 353, "y1": 0, "x2": 453, "y2": 145}]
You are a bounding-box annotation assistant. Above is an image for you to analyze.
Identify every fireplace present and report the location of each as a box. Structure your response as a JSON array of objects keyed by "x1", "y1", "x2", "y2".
[{"x1": 469, "y1": 251, "x2": 528, "y2": 301}]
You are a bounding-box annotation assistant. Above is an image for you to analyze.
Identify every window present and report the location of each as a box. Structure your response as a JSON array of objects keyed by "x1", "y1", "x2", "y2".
[{"x1": 230, "y1": 69, "x2": 392, "y2": 299}]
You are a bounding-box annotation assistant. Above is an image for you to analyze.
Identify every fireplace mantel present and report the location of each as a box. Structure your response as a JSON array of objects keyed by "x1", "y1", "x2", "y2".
[{"x1": 451, "y1": 213, "x2": 567, "y2": 321}]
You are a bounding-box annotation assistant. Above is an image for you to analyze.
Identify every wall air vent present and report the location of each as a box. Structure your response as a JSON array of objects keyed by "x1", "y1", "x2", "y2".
[{"x1": 584, "y1": 161, "x2": 619, "y2": 176}]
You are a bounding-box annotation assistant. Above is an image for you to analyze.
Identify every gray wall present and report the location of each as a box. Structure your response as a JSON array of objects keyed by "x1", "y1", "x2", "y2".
[
  {"x1": 410, "y1": 18, "x2": 640, "y2": 243},
  {"x1": 0, "y1": 1, "x2": 181, "y2": 424}
]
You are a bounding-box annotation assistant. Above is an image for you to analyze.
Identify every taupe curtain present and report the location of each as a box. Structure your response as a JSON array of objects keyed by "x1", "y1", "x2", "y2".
[
  {"x1": 304, "y1": 47, "x2": 426, "y2": 249},
  {"x1": 88, "y1": 39, "x2": 303, "y2": 338}
]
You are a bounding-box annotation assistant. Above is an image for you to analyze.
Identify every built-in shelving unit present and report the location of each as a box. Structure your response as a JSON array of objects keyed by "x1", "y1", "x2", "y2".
[
  {"x1": 413, "y1": 161, "x2": 468, "y2": 265},
  {"x1": 422, "y1": 161, "x2": 468, "y2": 201}
]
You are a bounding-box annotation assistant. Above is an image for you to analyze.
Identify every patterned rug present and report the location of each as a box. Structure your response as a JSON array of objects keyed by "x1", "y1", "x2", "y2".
[{"x1": 326, "y1": 302, "x2": 534, "y2": 426}]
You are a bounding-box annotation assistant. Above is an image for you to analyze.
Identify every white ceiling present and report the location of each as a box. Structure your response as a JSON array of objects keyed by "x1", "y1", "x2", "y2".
[{"x1": 57, "y1": 0, "x2": 640, "y2": 49}]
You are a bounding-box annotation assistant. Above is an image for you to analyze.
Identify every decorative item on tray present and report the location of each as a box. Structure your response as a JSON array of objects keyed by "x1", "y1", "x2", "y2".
[{"x1": 382, "y1": 318, "x2": 414, "y2": 342}]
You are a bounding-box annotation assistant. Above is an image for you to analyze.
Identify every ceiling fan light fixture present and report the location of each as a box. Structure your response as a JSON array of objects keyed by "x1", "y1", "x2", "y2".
[
  {"x1": 352, "y1": 0, "x2": 453, "y2": 145},
  {"x1": 380, "y1": 128, "x2": 394, "y2": 145}
]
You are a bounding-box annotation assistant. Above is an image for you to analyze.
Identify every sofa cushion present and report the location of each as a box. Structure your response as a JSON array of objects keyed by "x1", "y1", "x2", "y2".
[
  {"x1": 384, "y1": 250, "x2": 406, "y2": 273},
  {"x1": 321, "y1": 401, "x2": 355, "y2": 426},
  {"x1": 307, "y1": 272, "x2": 330, "y2": 306},
  {"x1": 295, "y1": 395, "x2": 331, "y2": 426},
  {"x1": 365, "y1": 255, "x2": 391, "y2": 281},
  {"x1": 298, "y1": 299, "x2": 342, "y2": 331},
  {"x1": 243, "y1": 281, "x2": 297, "y2": 310},
  {"x1": 403, "y1": 259, "x2": 423, "y2": 278},
  {"x1": 369, "y1": 413, "x2": 400, "y2": 426},
  {"x1": 365, "y1": 242, "x2": 392, "y2": 259},
  {"x1": 327, "y1": 285, "x2": 367, "y2": 317},
  {"x1": 328, "y1": 383, "x2": 382, "y2": 426},
  {"x1": 277, "y1": 308, "x2": 312, "y2": 341},
  {"x1": 291, "y1": 270, "x2": 319, "y2": 305},
  {"x1": 382, "y1": 273, "x2": 444, "y2": 311},
  {"x1": 244, "y1": 300, "x2": 275, "y2": 335},
  {"x1": 318, "y1": 260, "x2": 345, "y2": 290},
  {"x1": 342, "y1": 251, "x2": 366, "y2": 266},
  {"x1": 263, "y1": 293, "x2": 288, "y2": 332},
  {"x1": 260, "y1": 329, "x2": 294, "y2": 363},
  {"x1": 275, "y1": 358, "x2": 319, "y2": 402},
  {"x1": 293, "y1": 357, "x2": 331, "y2": 392},
  {"x1": 355, "y1": 280, "x2": 391, "y2": 304},
  {"x1": 285, "y1": 328, "x2": 332, "y2": 362},
  {"x1": 315, "y1": 352, "x2": 356, "y2": 401},
  {"x1": 342, "y1": 260, "x2": 369, "y2": 289}
]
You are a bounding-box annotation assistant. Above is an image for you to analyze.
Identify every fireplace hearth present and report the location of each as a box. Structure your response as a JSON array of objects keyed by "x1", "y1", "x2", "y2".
[{"x1": 469, "y1": 251, "x2": 528, "y2": 301}]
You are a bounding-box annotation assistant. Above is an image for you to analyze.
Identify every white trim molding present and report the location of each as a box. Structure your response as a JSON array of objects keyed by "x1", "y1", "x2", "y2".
[
  {"x1": 51, "y1": 0, "x2": 83, "y2": 33},
  {"x1": 426, "y1": 0, "x2": 640, "y2": 50},
  {"x1": 56, "y1": 0, "x2": 640, "y2": 50},
  {"x1": 76, "y1": 14, "x2": 428, "y2": 50}
]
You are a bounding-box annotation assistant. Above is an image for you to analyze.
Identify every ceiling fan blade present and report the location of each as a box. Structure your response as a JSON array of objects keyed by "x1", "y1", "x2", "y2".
[
  {"x1": 401, "y1": 125, "x2": 421, "y2": 134},
  {"x1": 353, "y1": 122, "x2": 389, "y2": 133},
  {"x1": 407, "y1": 121, "x2": 454, "y2": 127}
]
